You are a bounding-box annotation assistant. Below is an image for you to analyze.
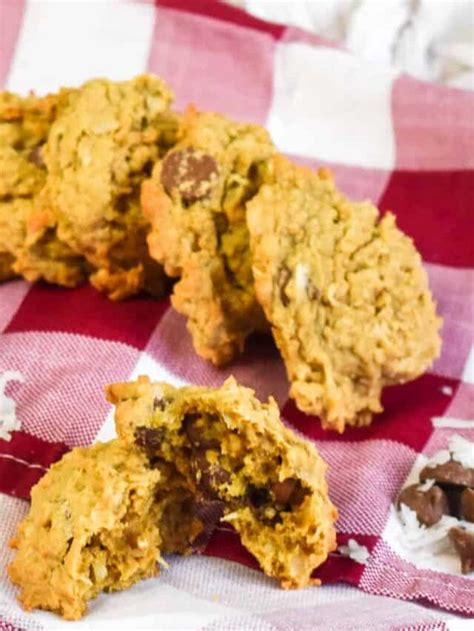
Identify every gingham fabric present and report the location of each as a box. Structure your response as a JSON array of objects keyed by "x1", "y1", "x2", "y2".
[{"x1": 0, "y1": 1, "x2": 473, "y2": 629}]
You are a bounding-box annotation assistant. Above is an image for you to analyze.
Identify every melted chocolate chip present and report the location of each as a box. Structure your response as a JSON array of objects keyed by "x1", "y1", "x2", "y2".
[
  {"x1": 461, "y1": 488, "x2": 474, "y2": 522},
  {"x1": 278, "y1": 266, "x2": 291, "y2": 307},
  {"x1": 420, "y1": 460, "x2": 474, "y2": 488},
  {"x1": 191, "y1": 498, "x2": 225, "y2": 552},
  {"x1": 398, "y1": 484, "x2": 449, "y2": 526},
  {"x1": 247, "y1": 485, "x2": 270, "y2": 509},
  {"x1": 183, "y1": 414, "x2": 219, "y2": 449},
  {"x1": 161, "y1": 148, "x2": 219, "y2": 203},
  {"x1": 135, "y1": 427, "x2": 165, "y2": 451},
  {"x1": 272, "y1": 478, "x2": 306, "y2": 508},
  {"x1": 449, "y1": 527, "x2": 474, "y2": 574}
]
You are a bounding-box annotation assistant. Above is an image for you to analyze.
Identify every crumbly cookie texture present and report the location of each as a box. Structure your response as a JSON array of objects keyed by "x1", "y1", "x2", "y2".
[
  {"x1": 8, "y1": 441, "x2": 164, "y2": 620},
  {"x1": 142, "y1": 106, "x2": 274, "y2": 364},
  {"x1": 247, "y1": 157, "x2": 442, "y2": 432},
  {"x1": 0, "y1": 90, "x2": 86, "y2": 285},
  {"x1": 108, "y1": 376, "x2": 338, "y2": 588},
  {"x1": 43, "y1": 75, "x2": 177, "y2": 300}
]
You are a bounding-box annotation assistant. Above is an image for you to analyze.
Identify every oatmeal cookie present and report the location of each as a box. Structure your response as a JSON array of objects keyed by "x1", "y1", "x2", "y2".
[
  {"x1": 0, "y1": 90, "x2": 85, "y2": 285},
  {"x1": 247, "y1": 157, "x2": 442, "y2": 432},
  {"x1": 8, "y1": 440, "x2": 202, "y2": 620},
  {"x1": 142, "y1": 105, "x2": 274, "y2": 364},
  {"x1": 108, "y1": 376, "x2": 338, "y2": 588},
  {"x1": 43, "y1": 75, "x2": 177, "y2": 300}
]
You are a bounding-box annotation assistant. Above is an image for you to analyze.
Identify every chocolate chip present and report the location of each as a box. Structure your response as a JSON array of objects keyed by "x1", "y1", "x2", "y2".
[
  {"x1": 135, "y1": 427, "x2": 165, "y2": 450},
  {"x1": 183, "y1": 414, "x2": 219, "y2": 449},
  {"x1": 160, "y1": 148, "x2": 219, "y2": 203},
  {"x1": 307, "y1": 282, "x2": 321, "y2": 301},
  {"x1": 247, "y1": 485, "x2": 270, "y2": 508},
  {"x1": 153, "y1": 397, "x2": 167, "y2": 411},
  {"x1": 278, "y1": 266, "x2": 291, "y2": 307},
  {"x1": 449, "y1": 527, "x2": 474, "y2": 574},
  {"x1": 27, "y1": 145, "x2": 45, "y2": 168},
  {"x1": 461, "y1": 488, "x2": 474, "y2": 522},
  {"x1": 191, "y1": 498, "x2": 225, "y2": 552},
  {"x1": 420, "y1": 461, "x2": 474, "y2": 488},
  {"x1": 398, "y1": 484, "x2": 449, "y2": 526},
  {"x1": 190, "y1": 449, "x2": 230, "y2": 498},
  {"x1": 272, "y1": 478, "x2": 306, "y2": 508}
]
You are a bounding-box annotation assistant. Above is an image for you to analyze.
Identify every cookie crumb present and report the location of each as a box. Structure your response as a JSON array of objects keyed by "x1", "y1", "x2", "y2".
[
  {"x1": 440, "y1": 385, "x2": 453, "y2": 396},
  {"x1": 338, "y1": 538, "x2": 370, "y2": 565}
]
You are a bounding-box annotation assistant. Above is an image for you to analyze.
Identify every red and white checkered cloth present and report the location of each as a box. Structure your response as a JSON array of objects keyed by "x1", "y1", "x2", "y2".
[{"x1": 0, "y1": 1, "x2": 473, "y2": 629}]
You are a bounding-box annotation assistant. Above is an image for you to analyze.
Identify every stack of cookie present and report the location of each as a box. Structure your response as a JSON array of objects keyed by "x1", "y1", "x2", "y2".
[
  {"x1": 0, "y1": 75, "x2": 442, "y2": 432},
  {"x1": 8, "y1": 378, "x2": 338, "y2": 620}
]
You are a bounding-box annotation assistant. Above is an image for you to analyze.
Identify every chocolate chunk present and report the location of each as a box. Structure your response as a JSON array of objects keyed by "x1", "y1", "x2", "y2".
[
  {"x1": 278, "y1": 266, "x2": 291, "y2": 307},
  {"x1": 161, "y1": 148, "x2": 219, "y2": 203},
  {"x1": 420, "y1": 460, "x2": 474, "y2": 488},
  {"x1": 461, "y1": 488, "x2": 474, "y2": 522},
  {"x1": 190, "y1": 449, "x2": 230, "y2": 498},
  {"x1": 153, "y1": 397, "x2": 167, "y2": 411},
  {"x1": 272, "y1": 478, "x2": 306, "y2": 507},
  {"x1": 134, "y1": 426, "x2": 165, "y2": 450},
  {"x1": 247, "y1": 485, "x2": 270, "y2": 509},
  {"x1": 183, "y1": 414, "x2": 219, "y2": 449},
  {"x1": 449, "y1": 527, "x2": 474, "y2": 574},
  {"x1": 191, "y1": 498, "x2": 225, "y2": 552},
  {"x1": 398, "y1": 484, "x2": 449, "y2": 526},
  {"x1": 27, "y1": 145, "x2": 45, "y2": 168}
]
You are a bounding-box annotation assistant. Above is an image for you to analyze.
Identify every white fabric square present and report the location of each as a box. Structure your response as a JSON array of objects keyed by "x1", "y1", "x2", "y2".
[
  {"x1": 7, "y1": 1, "x2": 155, "y2": 94},
  {"x1": 267, "y1": 42, "x2": 396, "y2": 169}
]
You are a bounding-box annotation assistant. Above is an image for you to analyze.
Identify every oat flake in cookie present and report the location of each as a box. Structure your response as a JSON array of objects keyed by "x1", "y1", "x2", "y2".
[
  {"x1": 142, "y1": 105, "x2": 275, "y2": 365},
  {"x1": 247, "y1": 156, "x2": 442, "y2": 432},
  {"x1": 107, "y1": 376, "x2": 338, "y2": 588}
]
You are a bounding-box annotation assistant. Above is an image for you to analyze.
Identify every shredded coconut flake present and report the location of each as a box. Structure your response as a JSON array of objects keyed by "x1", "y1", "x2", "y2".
[
  {"x1": 439, "y1": 385, "x2": 454, "y2": 396},
  {"x1": 338, "y1": 538, "x2": 370, "y2": 565},
  {"x1": 0, "y1": 371, "x2": 25, "y2": 441},
  {"x1": 395, "y1": 504, "x2": 474, "y2": 555},
  {"x1": 448, "y1": 434, "x2": 474, "y2": 469},
  {"x1": 427, "y1": 449, "x2": 451, "y2": 467},
  {"x1": 417, "y1": 478, "x2": 435, "y2": 492},
  {"x1": 294, "y1": 263, "x2": 309, "y2": 298}
]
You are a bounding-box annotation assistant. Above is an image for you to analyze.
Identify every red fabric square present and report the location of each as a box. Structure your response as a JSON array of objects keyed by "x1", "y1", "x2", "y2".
[
  {"x1": 379, "y1": 170, "x2": 474, "y2": 267},
  {"x1": 5, "y1": 284, "x2": 169, "y2": 350}
]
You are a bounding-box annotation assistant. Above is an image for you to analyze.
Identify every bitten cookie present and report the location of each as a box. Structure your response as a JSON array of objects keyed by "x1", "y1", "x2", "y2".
[
  {"x1": 247, "y1": 157, "x2": 442, "y2": 432},
  {"x1": 108, "y1": 376, "x2": 338, "y2": 588},
  {"x1": 43, "y1": 76, "x2": 177, "y2": 300},
  {"x1": 8, "y1": 441, "x2": 165, "y2": 620},
  {"x1": 0, "y1": 90, "x2": 86, "y2": 285},
  {"x1": 142, "y1": 106, "x2": 274, "y2": 364}
]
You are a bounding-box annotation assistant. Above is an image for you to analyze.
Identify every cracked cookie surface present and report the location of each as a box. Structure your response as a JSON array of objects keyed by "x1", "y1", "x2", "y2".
[
  {"x1": 142, "y1": 106, "x2": 274, "y2": 364},
  {"x1": 108, "y1": 376, "x2": 337, "y2": 588},
  {"x1": 8, "y1": 439, "x2": 203, "y2": 620},
  {"x1": 43, "y1": 76, "x2": 177, "y2": 300},
  {"x1": 247, "y1": 157, "x2": 442, "y2": 432}
]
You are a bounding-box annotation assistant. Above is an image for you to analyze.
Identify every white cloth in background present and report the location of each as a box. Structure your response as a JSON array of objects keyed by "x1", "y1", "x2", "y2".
[{"x1": 242, "y1": 0, "x2": 474, "y2": 90}]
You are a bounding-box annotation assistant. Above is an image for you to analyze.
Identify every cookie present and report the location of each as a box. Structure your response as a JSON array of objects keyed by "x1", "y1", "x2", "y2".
[
  {"x1": 108, "y1": 376, "x2": 338, "y2": 588},
  {"x1": 0, "y1": 90, "x2": 86, "y2": 285},
  {"x1": 247, "y1": 157, "x2": 442, "y2": 432},
  {"x1": 8, "y1": 441, "x2": 163, "y2": 620},
  {"x1": 8, "y1": 440, "x2": 204, "y2": 620},
  {"x1": 43, "y1": 76, "x2": 177, "y2": 300},
  {"x1": 142, "y1": 105, "x2": 274, "y2": 364}
]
